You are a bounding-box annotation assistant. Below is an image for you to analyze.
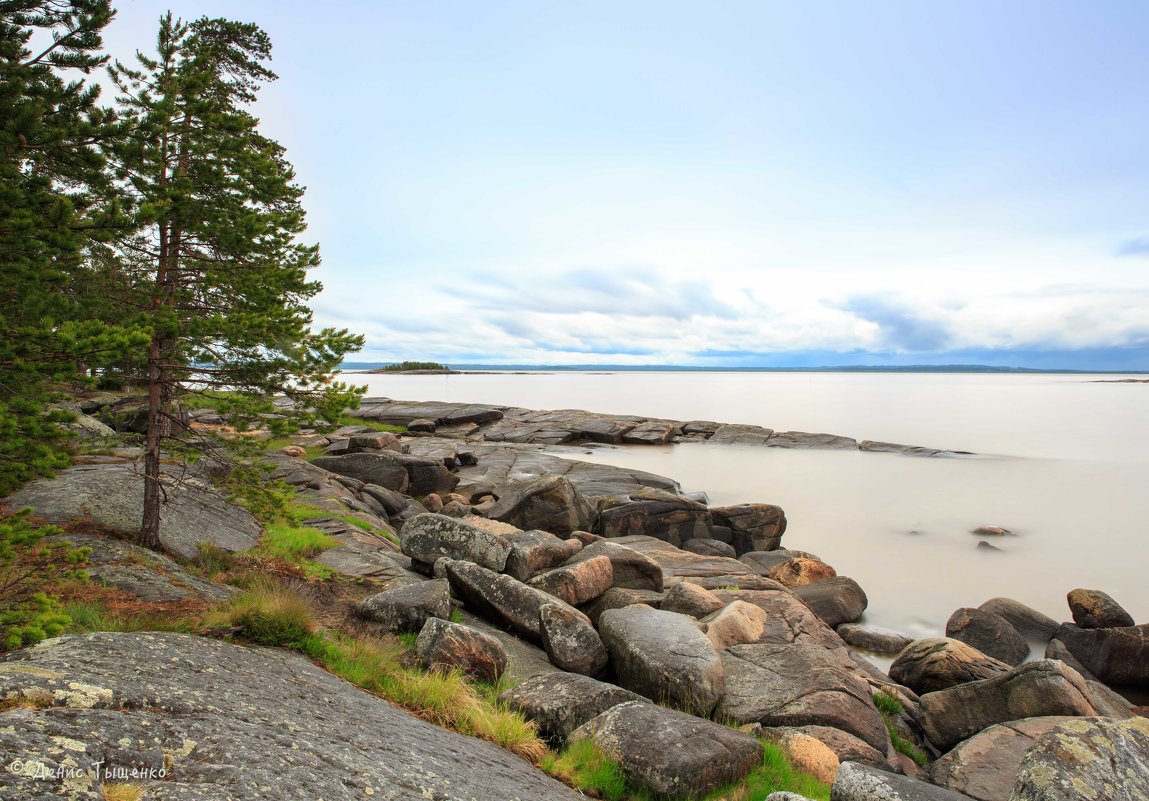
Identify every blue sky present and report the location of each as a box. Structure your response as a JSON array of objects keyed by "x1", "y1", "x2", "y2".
[{"x1": 104, "y1": 1, "x2": 1149, "y2": 369}]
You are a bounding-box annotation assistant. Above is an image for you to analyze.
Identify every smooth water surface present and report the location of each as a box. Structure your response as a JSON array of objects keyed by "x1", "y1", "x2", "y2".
[{"x1": 348, "y1": 371, "x2": 1149, "y2": 636}]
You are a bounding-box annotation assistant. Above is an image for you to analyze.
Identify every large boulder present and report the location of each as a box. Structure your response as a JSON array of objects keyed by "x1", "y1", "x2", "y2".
[
  {"x1": 793, "y1": 577, "x2": 868, "y2": 626},
  {"x1": 500, "y1": 672, "x2": 648, "y2": 744},
  {"x1": 836, "y1": 624, "x2": 914, "y2": 655},
  {"x1": 717, "y1": 643, "x2": 890, "y2": 752},
  {"x1": 1052, "y1": 622, "x2": 1149, "y2": 688},
  {"x1": 355, "y1": 579, "x2": 451, "y2": 633},
  {"x1": 775, "y1": 725, "x2": 892, "y2": 771},
  {"x1": 503, "y1": 529, "x2": 582, "y2": 581},
  {"x1": 539, "y1": 602, "x2": 609, "y2": 676},
  {"x1": 444, "y1": 559, "x2": 591, "y2": 644},
  {"x1": 1010, "y1": 717, "x2": 1149, "y2": 801},
  {"x1": 919, "y1": 659, "x2": 1109, "y2": 751},
  {"x1": 599, "y1": 605, "x2": 725, "y2": 716},
  {"x1": 602, "y1": 534, "x2": 767, "y2": 590},
  {"x1": 683, "y1": 537, "x2": 738, "y2": 558},
  {"x1": 928, "y1": 716, "x2": 1078, "y2": 801},
  {"x1": 713, "y1": 588, "x2": 844, "y2": 649},
  {"x1": 528, "y1": 555, "x2": 613, "y2": 606},
  {"x1": 400, "y1": 513, "x2": 512, "y2": 572},
  {"x1": 0, "y1": 632, "x2": 585, "y2": 801},
  {"x1": 768, "y1": 557, "x2": 837, "y2": 588},
  {"x1": 4, "y1": 463, "x2": 260, "y2": 561},
  {"x1": 1067, "y1": 588, "x2": 1136, "y2": 629},
  {"x1": 711, "y1": 504, "x2": 787, "y2": 554},
  {"x1": 562, "y1": 539, "x2": 663, "y2": 592},
  {"x1": 485, "y1": 475, "x2": 597, "y2": 536},
  {"x1": 415, "y1": 617, "x2": 509, "y2": 682},
  {"x1": 312, "y1": 451, "x2": 458, "y2": 496},
  {"x1": 571, "y1": 700, "x2": 763, "y2": 799},
  {"x1": 760, "y1": 728, "x2": 841, "y2": 785},
  {"x1": 701, "y1": 600, "x2": 769, "y2": 651},
  {"x1": 595, "y1": 487, "x2": 714, "y2": 547},
  {"x1": 977, "y1": 597, "x2": 1060, "y2": 643},
  {"x1": 945, "y1": 607, "x2": 1029, "y2": 666},
  {"x1": 582, "y1": 587, "x2": 665, "y2": 623},
  {"x1": 889, "y1": 638, "x2": 1011, "y2": 695},
  {"x1": 660, "y1": 581, "x2": 724, "y2": 619},
  {"x1": 831, "y1": 761, "x2": 975, "y2": 801}
]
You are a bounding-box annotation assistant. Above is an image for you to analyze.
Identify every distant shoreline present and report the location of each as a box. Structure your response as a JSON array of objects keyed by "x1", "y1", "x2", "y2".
[{"x1": 342, "y1": 363, "x2": 1149, "y2": 375}]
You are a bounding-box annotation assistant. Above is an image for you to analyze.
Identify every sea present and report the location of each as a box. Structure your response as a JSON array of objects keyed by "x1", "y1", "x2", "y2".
[{"x1": 345, "y1": 370, "x2": 1148, "y2": 642}]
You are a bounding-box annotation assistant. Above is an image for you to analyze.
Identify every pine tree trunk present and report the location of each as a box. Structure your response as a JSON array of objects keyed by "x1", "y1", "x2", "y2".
[{"x1": 139, "y1": 332, "x2": 166, "y2": 549}]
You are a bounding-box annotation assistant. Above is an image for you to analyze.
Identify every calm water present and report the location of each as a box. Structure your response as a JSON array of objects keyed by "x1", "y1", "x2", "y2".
[{"x1": 348, "y1": 371, "x2": 1149, "y2": 638}]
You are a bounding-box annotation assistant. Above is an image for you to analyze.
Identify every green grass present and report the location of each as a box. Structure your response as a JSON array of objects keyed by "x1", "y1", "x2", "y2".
[
  {"x1": 257, "y1": 522, "x2": 339, "y2": 562},
  {"x1": 336, "y1": 414, "x2": 406, "y2": 433},
  {"x1": 542, "y1": 740, "x2": 628, "y2": 801},
  {"x1": 63, "y1": 601, "x2": 199, "y2": 635},
  {"x1": 207, "y1": 581, "x2": 317, "y2": 647},
  {"x1": 873, "y1": 691, "x2": 928, "y2": 767},
  {"x1": 285, "y1": 500, "x2": 399, "y2": 545}
]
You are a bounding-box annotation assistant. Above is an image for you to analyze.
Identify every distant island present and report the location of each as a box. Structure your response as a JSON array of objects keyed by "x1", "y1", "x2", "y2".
[{"x1": 340, "y1": 362, "x2": 1149, "y2": 375}]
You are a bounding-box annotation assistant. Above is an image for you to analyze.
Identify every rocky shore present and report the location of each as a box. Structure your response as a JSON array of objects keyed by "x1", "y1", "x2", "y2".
[{"x1": 1, "y1": 398, "x2": 1146, "y2": 800}]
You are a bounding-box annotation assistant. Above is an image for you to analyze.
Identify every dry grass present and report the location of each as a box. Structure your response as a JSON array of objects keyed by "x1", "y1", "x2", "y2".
[{"x1": 101, "y1": 783, "x2": 144, "y2": 801}]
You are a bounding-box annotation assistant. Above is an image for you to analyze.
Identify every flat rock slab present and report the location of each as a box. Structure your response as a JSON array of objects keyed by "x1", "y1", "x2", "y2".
[
  {"x1": 1011, "y1": 716, "x2": 1149, "y2": 801},
  {"x1": 5, "y1": 464, "x2": 260, "y2": 561},
  {"x1": 836, "y1": 623, "x2": 914, "y2": 655},
  {"x1": 831, "y1": 761, "x2": 976, "y2": 801},
  {"x1": 0, "y1": 632, "x2": 585, "y2": 801},
  {"x1": 718, "y1": 643, "x2": 890, "y2": 752},
  {"x1": 929, "y1": 716, "x2": 1079, "y2": 801},
  {"x1": 599, "y1": 605, "x2": 725, "y2": 716},
  {"x1": 605, "y1": 534, "x2": 761, "y2": 584},
  {"x1": 500, "y1": 671, "x2": 648, "y2": 744},
  {"x1": 571, "y1": 700, "x2": 764, "y2": 799},
  {"x1": 919, "y1": 659, "x2": 1108, "y2": 751}
]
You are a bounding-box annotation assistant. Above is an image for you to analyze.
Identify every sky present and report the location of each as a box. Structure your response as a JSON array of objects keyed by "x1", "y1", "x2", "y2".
[{"x1": 100, "y1": 1, "x2": 1149, "y2": 369}]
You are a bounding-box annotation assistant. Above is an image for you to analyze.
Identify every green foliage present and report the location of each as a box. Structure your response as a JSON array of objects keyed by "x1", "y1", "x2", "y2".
[
  {"x1": 872, "y1": 690, "x2": 903, "y2": 716},
  {"x1": 210, "y1": 581, "x2": 317, "y2": 647},
  {"x1": 542, "y1": 740, "x2": 628, "y2": 801},
  {"x1": 375, "y1": 361, "x2": 450, "y2": 372},
  {"x1": 714, "y1": 741, "x2": 832, "y2": 801},
  {"x1": 62, "y1": 600, "x2": 197, "y2": 634},
  {"x1": 0, "y1": 509, "x2": 88, "y2": 650}
]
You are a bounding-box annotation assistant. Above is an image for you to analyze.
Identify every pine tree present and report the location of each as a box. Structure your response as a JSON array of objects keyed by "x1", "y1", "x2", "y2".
[
  {"x1": 0, "y1": 1, "x2": 145, "y2": 493},
  {"x1": 108, "y1": 15, "x2": 363, "y2": 548}
]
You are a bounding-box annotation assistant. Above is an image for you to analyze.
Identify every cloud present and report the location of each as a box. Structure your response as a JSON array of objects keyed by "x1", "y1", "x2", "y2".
[
  {"x1": 837, "y1": 296, "x2": 952, "y2": 352},
  {"x1": 1117, "y1": 237, "x2": 1149, "y2": 258}
]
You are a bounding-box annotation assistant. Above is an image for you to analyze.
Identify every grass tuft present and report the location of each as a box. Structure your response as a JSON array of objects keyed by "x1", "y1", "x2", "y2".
[
  {"x1": 63, "y1": 600, "x2": 199, "y2": 634},
  {"x1": 872, "y1": 690, "x2": 903, "y2": 716},
  {"x1": 873, "y1": 691, "x2": 928, "y2": 766},
  {"x1": 206, "y1": 581, "x2": 316, "y2": 647},
  {"x1": 541, "y1": 739, "x2": 628, "y2": 801}
]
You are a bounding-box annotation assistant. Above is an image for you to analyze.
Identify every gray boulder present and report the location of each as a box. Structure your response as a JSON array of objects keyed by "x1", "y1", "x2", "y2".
[
  {"x1": 928, "y1": 716, "x2": 1078, "y2": 801},
  {"x1": 500, "y1": 671, "x2": 647, "y2": 744},
  {"x1": 444, "y1": 559, "x2": 589, "y2": 644},
  {"x1": 919, "y1": 659, "x2": 1109, "y2": 751},
  {"x1": 503, "y1": 528, "x2": 582, "y2": 581},
  {"x1": 889, "y1": 638, "x2": 1011, "y2": 695},
  {"x1": 539, "y1": 602, "x2": 609, "y2": 676},
  {"x1": 714, "y1": 588, "x2": 844, "y2": 649},
  {"x1": 776, "y1": 725, "x2": 892, "y2": 771},
  {"x1": 313, "y1": 451, "x2": 458, "y2": 496},
  {"x1": 4, "y1": 463, "x2": 260, "y2": 561},
  {"x1": 582, "y1": 586, "x2": 664, "y2": 623},
  {"x1": 836, "y1": 623, "x2": 914, "y2": 655},
  {"x1": 1010, "y1": 717, "x2": 1149, "y2": 801},
  {"x1": 1067, "y1": 588, "x2": 1136, "y2": 629},
  {"x1": 486, "y1": 474, "x2": 597, "y2": 536},
  {"x1": 793, "y1": 576, "x2": 868, "y2": 626},
  {"x1": 528, "y1": 554, "x2": 614, "y2": 606},
  {"x1": 831, "y1": 761, "x2": 975, "y2": 801},
  {"x1": 977, "y1": 597, "x2": 1060, "y2": 642},
  {"x1": 739, "y1": 548, "x2": 822, "y2": 575},
  {"x1": 400, "y1": 513, "x2": 512, "y2": 572},
  {"x1": 946, "y1": 607, "x2": 1029, "y2": 666},
  {"x1": 355, "y1": 579, "x2": 451, "y2": 633},
  {"x1": 571, "y1": 700, "x2": 763, "y2": 799},
  {"x1": 683, "y1": 537, "x2": 738, "y2": 558},
  {"x1": 599, "y1": 605, "x2": 725, "y2": 716},
  {"x1": 415, "y1": 617, "x2": 508, "y2": 682},
  {"x1": 563, "y1": 539, "x2": 664, "y2": 591},
  {"x1": 711, "y1": 504, "x2": 787, "y2": 554},
  {"x1": 718, "y1": 643, "x2": 890, "y2": 752},
  {"x1": 701, "y1": 600, "x2": 768, "y2": 650},
  {"x1": 0, "y1": 632, "x2": 585, "y2": 801},
  {"x1": 595, "y1": 487, "x2": 714, "y2": 547},
  {"x1": 1052, "y1": 622, "x2": 1149, "y2": 688}
]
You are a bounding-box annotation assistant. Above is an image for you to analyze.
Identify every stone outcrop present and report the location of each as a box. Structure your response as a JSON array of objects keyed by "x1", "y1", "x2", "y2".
[
  {"x1": 945, "y1": 607, "x2": 1029, "y2": 666},
  {"x1": 503, "y1": 528, "x2": 583, "y2": 581},
  {"x1": 5, "y1": 463, "x2": 260, "y2": 560},
  {"x1": 595, "y1": 487, "x2": 714, "y2": 546},
  {"x1": 1009, "y1": 716, "x2": 1149, "y2": 801},
  {"x1": 1067, "y1": 588, "x2": 1136, "y2": 629},
  {"x1": 0, "y1": 632, "x2": 585, "y2": 801},
  {"x1": 603, "y1": 534, "x2": 767, "y2": 590},
  {"x1": 415, "y1": 617, "x2": 509, "y2": 682},
  {"x1": 400, "y1": 513, "x2": 512, "y2": 572},
  {"x1": 836, "y1": 623, "x2": 913, "y2": 655},
  {"x1": 889, "y1": 638, "x2": 1011, "y2": 695},
  {"x1": 571, "y1": 700, "x2": 764, "y2": 799},
  {"x1": 718, "y1": 643, "x2": 890, "y2": 752},
  {"x1": 712, "y1": 504, "x2": 788, "y2": 553},
  {"x1": 1052, "y1": 622, "x2": 1149, "y2": 688},
  {"x1": 486, "y1": 474, "x2": 597, "y2": 536},
  {"x1": 539, "y1": 602, "x2": 609, "y2": 676},
  {"x1": 528, "y1": 555, "x2": 614, "y2": 606},
  {"x1": 312, "y1": 451, "x2": 458, "y2": 496},
  {"x1": 712, "y1": 588, "x2": 844, "y2": 649},
  {"x1": 831, "y1": 761, "x2": 975, "y2": 801},
  {"x1": 500, "y1": 671, "x2": 648, "y2": 744},
  {"x1": 793, "y1": 577, "x2": 868, "y2": 626},
  {"x1": 355, "y1": 578, "x2": 452, "y2": 633},
  {"x1": 562, "y1": 539, "x2": 664, "y2": 591},
  {"x1": 918, "y1": 659, "x2": 1112, "y2": 751},
  {"x1": 599, "y1": 605, "x2": 725, "y2": 716},
  {"x1": 976, "y1": 597, "x2": 1059, "y2": 642}
]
